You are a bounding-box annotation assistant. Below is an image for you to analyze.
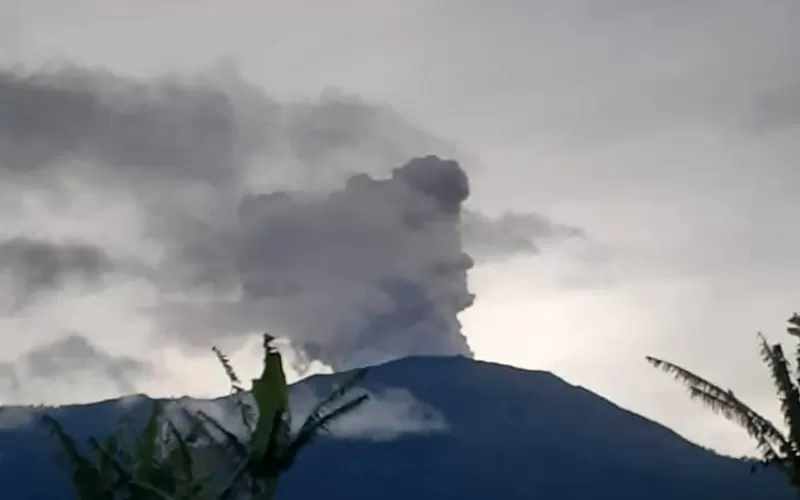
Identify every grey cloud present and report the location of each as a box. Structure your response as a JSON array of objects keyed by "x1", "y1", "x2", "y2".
[
  {"x1": 747, "y1": 83, "x2": 800, "y2": 134},
  {"x1": 0, "y1": 63, "x2": 584, "y2": 370},
  {"x1": 0, "y1": 66, "x2": 454, "y2": 191},
  {"x1": 0, "y1": 68, "x2": 239, "y2": 184},
  {"x1": 290, "y1": 385, "x2": 448, "y2": 441},
  {"x1": 160, "y1": 156, "x2": 581, "y2": 370},
  {"x1": 18, "y1": 334, "x2": 149, "y2": 394},
  {"x1": 0, "y1": 65, "x2": 461, "y2": 280},
  {"x1": 0, "y1": 0, "x2": 784, "y2": 456},
  {"x1": 271, "y1": 89, "x2": 456, "y2": 187},
  {"x1": 428, "y1": 0, "x2": 800, "y2": 152},
  {"x1": 0, "y1": 237, "x2": 115, "y2": 311},
  {"x1": 156, "y1": 156, "x2": 476, "y2": 370},
  {"x1": 462, "y1": 210, "x2": 585, "y2": 261},
  {"x1": 166, "y1": 381, "x2": 447, "y2": 444},
  {"x1": 0, "y1": 362, "x2": 20, "y2": 395},
  {"x1": 0, "y1": 67, "x2": 459, "y2": 299}
]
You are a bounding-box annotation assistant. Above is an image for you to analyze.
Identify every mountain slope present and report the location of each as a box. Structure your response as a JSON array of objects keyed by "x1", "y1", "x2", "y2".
[{"x1": 0, "y1": 356, "x2": 792, "y2": 499}]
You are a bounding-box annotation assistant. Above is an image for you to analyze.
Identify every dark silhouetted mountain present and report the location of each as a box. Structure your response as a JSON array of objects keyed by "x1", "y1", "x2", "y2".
[{"x1": 0, "y1": 356, "x2": 792, "y2": 499}]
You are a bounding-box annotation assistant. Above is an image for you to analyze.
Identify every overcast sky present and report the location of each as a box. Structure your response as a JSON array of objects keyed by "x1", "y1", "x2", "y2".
[{"x1": 1, "y1": 0, "x2": 799, "y2": 458}]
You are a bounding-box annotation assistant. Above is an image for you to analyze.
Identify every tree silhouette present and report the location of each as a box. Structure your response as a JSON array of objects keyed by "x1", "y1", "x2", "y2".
[
  {"x1": 197, "y1": 334, "x2": 370, "y2": 499},
  {"x1": 647, "y1": 313, "x2": 800, "y2": 490},
  {"x1": 44, "y1": 333, "x2": 370, "y2": 499}
]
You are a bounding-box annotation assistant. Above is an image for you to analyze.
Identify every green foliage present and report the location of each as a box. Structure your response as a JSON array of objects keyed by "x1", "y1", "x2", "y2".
[
  {"x1": 200, "y1": 334, "x2": 370, "y2": 498},
  {"x1": 647, "y1": 313, "x2": 800, "y2": 489},
  {"x1": 42, "y1": 399, "x2": 215, "y2": 500},
  {"x1": 44, "y1": 333, "x2": 370, "y2": 499}
]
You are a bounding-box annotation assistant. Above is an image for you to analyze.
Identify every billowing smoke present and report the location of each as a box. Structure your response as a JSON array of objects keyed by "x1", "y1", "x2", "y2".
[
  {"x1": 165, "y1": 383, "x2": 447, "y2": 444},
  {"x1": 152, "y1": 153, "x2": 589, "y2": 371},
  {"x1": 0, "y1": 64, "x2": 583, "y2": 378},
  {"x1": 0, "y1": 334, "x2": 150, "y2": 401},
  {"x1": 461, "y1": 211, "x2": 586, "y2": 261},
  {"x1": 154, "y1": 155, "x2": 477, "y2": 370},
  {"x1": 289, "y1": 386, "x2": 449, "y2": 441},
  {"x1": 240, "y1": 155, "x2": 475, "y2": 368},
  {"x1": 0, "y1": 237, "x2": 115, "y2": 312}
]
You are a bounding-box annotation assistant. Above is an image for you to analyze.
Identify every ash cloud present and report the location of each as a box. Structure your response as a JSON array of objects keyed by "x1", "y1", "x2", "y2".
[
  {"x1": 165, "y1": 382, "x2": 447, "y2": 444},
  {"x1": 0, "y1": 237, "x2": 115, "y2": 311},
  {"x1": 0, "y1": 64, "x2": 583, "y2": 372},
  {"x1": 462, "y1": 211, "x2": 585, "y2": 261},
  {"x1": 158, "y1": 156, "x2": 476, "y2": 370},
  {"x1": 748, "y1": 83, "x2": 800, "y2": 134},
  {"x1": 244, "y1": 156, "x2": 474, "y2": 367},
  {"x1": 1, "y1": 334, "x2": 149, "y2": 397},
  {"x1": 0, "y1": 68, "x2": 239, "y2": 184},
  {"x1": 0, "y1": 66, "x2": 452, "y2": 189},
  {"x1": 289, "y1": 384, "x2": 448, "y2": 441}
]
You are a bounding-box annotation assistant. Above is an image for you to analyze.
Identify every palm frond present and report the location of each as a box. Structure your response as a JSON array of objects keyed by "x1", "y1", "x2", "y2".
[
  {"x1": 162, "y1": 418, "x2": 196, "y2": 485},
  {"x1": 787, "y1": 313, "x2": 800, "y2": 339},
  {"x1": 193, "y1": 410, "x2": 250, "y2": 461},
  {"x1": 88, "y1": 435, "x2": 120, "y2": 487},
  {"x1": 212, "y1": 346, "x2": 244, "y2": 392},
  {"x1": 647, "y1": 356, "x2": 733, "y2": 401},
  {"x1": 787, "y1": 314, "x2": 800, "y2": 393},
  {"x1": 647, "y1": 356, "x2": 792, "y2": 461},
  {"x1": 686, "y1": 386, "x2": 787, "y2": 468},
  {"x1": 307, "y1": 368, "x2": 368, "y2": 419},
  {"x1": 133, "y1": 400, "x2": 164, "y2": 480},
  {"x1": 285, "y1": 393, "x2": 369, "y2": 464},
  {"x1": 250, "y1": 348, "x2": 289, "y2": 458},
  {"x1": 212, "y1": 345, "x2": 256, "y2": 431},
  {"x1": 41, "y1": 414, "x2": 110, "y2": 499},
  {"x1": 87, "y1": 436, "x2": 133, "y2": 492},
  {"x1": 758, "y1": 335, "x2": 800, "y2": 457}
]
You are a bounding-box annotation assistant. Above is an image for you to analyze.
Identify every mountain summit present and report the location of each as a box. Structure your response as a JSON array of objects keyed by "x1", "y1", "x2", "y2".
[{"x1": 0, "y1": 356, "x2": 792, "y2": 499}]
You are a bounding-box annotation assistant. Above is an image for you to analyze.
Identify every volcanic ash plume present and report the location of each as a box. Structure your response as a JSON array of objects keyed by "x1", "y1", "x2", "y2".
[
  {"x1": 233, "y1": 155, "x2": 476, "y2": 370},
  {"x1": 0, "y1": 64, "x2": 586, "y2": 391}
]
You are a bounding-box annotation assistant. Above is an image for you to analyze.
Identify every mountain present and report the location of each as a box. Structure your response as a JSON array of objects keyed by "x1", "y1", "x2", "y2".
[{"x1": 0, "y1": 356, "x2": 793, "y2": 499}]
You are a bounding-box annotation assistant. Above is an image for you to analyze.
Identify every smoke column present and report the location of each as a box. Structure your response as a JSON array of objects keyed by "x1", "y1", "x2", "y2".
[
  {"x1": 232, "y1": 155, "x2": 476, "y2": 370},
  {"x1": 0, "y1": 64, "x2": 582, "y2": 376}
]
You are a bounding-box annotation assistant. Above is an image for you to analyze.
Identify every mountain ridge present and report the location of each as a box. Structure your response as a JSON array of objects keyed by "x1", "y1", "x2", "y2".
[{"x1": 0, "y1": 355, "x2": 792, "y2": 499}]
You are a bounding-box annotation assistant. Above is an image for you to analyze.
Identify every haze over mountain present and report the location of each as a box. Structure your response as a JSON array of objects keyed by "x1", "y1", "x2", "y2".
[
  {"x1": 0, "y1": 356, "x2": 792, "y2": 499},
  {"x1": 1, "y1": 0, "x2": 799, "y2": 462},
  {"x1": 0, "y1": 63, "x2": 581, "y2": 399}
]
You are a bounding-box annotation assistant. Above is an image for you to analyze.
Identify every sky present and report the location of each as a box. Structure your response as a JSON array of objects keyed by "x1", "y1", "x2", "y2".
[{"x1": 0, "y1": 0, "x2": 799, "y2": 458}]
